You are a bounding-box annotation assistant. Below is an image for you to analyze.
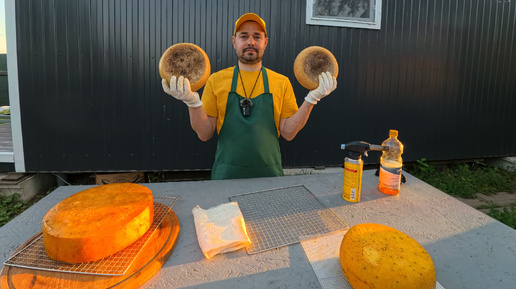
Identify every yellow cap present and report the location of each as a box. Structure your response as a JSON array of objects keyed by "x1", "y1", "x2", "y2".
[
  {"x1": 234, "y1": 13, "x2": 267, "y2": 37},
  {"x1": 389, "y1": 130, "x2": 398, "y2": 137}
]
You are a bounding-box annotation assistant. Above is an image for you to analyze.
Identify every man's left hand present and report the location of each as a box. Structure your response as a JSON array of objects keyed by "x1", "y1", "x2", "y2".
[{"x1": 304, "y1": 71, "x2": 337, "y2": 105}]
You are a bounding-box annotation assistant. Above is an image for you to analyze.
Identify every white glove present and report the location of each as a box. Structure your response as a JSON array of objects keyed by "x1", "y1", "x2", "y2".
[
  {"x1": 162, "y1": 76, "x2": 202, "y2": 108},
  {"x1": 304, "y1": 71, "x2": 337, "y2": 105}
]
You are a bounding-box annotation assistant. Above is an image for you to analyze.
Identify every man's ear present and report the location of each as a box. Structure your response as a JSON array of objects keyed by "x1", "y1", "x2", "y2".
[{"x1": 232, "y1": 36, "x2": 236, "y2": 49}]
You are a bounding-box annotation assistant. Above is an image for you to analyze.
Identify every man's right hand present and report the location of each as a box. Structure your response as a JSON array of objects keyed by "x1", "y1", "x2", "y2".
[{"x1": 162, "y1": 76, "x2": 203, "y2": 108}]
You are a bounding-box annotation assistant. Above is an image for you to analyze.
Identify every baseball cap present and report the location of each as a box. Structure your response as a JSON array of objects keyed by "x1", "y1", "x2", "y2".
[{"x1": 234, "y1": 13, "x2": 267, "y2": 37}]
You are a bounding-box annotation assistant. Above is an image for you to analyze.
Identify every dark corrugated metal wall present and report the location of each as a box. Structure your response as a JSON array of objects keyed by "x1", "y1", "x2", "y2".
[{"x1": 15, "y1": 0, "x2": 516, "y2": 172}]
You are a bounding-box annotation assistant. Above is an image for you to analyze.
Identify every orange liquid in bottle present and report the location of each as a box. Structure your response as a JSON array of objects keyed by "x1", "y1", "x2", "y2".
[
  {"x1": 378, "y1": 183, "x2": 400, "y2": 195},
  {"x1": 378, "y1": 159, "x2": 402, "y2": 195}
]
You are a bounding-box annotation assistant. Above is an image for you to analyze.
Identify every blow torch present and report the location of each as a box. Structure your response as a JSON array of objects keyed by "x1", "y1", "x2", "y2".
[{"x1": 340, "y1": 141, "x2": 389, "y2": 202}]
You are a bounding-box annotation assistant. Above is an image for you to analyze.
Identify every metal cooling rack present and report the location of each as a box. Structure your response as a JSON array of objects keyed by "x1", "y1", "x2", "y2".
[
  {"x1": 3, "y1": 196, "x2": 176, "y2": 276},
  {"x1": 229, "y1": 185, "x2": 348, "y2": 254}
]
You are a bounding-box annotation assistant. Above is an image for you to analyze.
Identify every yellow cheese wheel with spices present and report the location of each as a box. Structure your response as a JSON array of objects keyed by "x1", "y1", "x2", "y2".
[{"x1": 340, "y1": 223, "x2": 436, "y2": 289}]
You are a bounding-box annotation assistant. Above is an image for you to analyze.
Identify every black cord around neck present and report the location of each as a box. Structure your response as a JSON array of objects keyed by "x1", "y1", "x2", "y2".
[{"x1": 238, "y1": 66, "x2": 262, "y2": 99}]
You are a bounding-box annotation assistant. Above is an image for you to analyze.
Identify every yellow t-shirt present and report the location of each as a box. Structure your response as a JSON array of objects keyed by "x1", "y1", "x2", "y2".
[{"x1": 202, "y1": 67, "x2": 299, "y2": 136}]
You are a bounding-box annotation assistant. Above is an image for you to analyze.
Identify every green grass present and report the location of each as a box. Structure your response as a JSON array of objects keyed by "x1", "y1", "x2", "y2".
[
  {"x1": 0, "y1": 188, "x2": 54, "y2": 228},
  {"x1": 405, "y1": 159, "x2": 516, "y2": 229},
  {"x1": 405, "y1": 159, "x2": 516, "y2": 198},
  {"x1": 146, "y1": 171, "x2": 167, "y2": 183},
  {"x1": 0, "y1": 193, "x2": 27, "y2": 227},
  {"x1": 485, "y1": 205, "x2": 516, "y2": 229}
]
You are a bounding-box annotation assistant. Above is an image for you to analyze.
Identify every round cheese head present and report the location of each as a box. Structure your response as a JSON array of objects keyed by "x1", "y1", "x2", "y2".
[
  {"x1": 340, "y1": 223, "x2": 436, "y2": 289},
  {"x1": 294, "y1": 46, "x2": 338, "y2": 90},
  {"x1": 42, "y1": 183, "x2": 154, "y2": 263},
  {"x1": 159, "y1": 43, "x2": 211, "y2": 91}
]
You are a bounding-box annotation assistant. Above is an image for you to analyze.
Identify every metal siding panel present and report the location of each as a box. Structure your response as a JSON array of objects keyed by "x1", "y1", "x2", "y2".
[
  {"x1": 279, "y1": 0, "x2": 309, "y2": 167},
  {"x1": 15, "y1": 0, "x2": 516, "y2": 172},
  {"x1": 502, "y1": 2, "x2": 516, "y2": 155},
  {"x1": 21, "y1": 0, "x2": 57, "y2": 170}
]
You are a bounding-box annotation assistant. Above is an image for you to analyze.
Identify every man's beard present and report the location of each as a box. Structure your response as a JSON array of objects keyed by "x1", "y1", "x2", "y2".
[{"x1": 238, "y1": 47, "x2": 262, "y2": 64}]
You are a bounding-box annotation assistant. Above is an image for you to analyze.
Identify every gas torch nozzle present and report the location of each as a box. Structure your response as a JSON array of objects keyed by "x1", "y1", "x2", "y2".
[
  {"x1": 369, "y1": 144, "x2": 390, "y2": 152},
  {"x1": 340, "y1": 141, "x2": 390, "y2": 159}
]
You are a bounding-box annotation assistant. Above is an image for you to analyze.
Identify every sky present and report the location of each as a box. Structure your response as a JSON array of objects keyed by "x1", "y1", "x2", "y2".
[{"x1": 0, "y1": 0, "x2": 6, "y2": 54}]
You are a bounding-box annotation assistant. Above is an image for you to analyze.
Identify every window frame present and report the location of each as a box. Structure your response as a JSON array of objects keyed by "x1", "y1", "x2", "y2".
[{"x1": 306, "y1": 0, "x2": 382, "y2": 30}]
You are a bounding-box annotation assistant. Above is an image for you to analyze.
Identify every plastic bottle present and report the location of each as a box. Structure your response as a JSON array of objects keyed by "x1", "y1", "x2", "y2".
[{"x1": 378, "y1": 130, "x2": 403, "y2": 195}]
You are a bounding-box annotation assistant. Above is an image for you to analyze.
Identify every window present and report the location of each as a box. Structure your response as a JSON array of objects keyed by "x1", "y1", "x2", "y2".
[{"x1": 306, "y1": 0, "x2": 382, "y2": 30}]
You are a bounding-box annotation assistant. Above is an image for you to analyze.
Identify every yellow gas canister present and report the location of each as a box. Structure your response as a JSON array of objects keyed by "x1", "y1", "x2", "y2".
[{"x1": 342, "y1": 157, "x2": 363, "y2": 202}]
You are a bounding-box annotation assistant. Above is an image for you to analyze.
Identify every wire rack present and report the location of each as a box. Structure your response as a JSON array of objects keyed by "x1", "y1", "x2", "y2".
[
  {"x1": 3, "y1": 196, "x2": 176, "y2": 276},
  {"x1": 229, "y1": 185, "x2": 348, "y2": 254}
]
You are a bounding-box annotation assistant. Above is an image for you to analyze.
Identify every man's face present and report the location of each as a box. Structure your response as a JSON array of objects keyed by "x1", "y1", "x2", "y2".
[{"x1": 232, "y1": 21, "x2": 268, "y2": 65}]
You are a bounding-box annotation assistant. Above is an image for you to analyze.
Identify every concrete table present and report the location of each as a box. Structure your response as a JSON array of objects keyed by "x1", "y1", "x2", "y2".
[{"x1": 1, "y1": 170, "x2": 515, "y2": 289}]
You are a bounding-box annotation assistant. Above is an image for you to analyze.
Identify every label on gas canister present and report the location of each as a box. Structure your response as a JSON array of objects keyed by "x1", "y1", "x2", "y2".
[{"x1": 343, "y1": 158, "x2": 363, "y2": 202}]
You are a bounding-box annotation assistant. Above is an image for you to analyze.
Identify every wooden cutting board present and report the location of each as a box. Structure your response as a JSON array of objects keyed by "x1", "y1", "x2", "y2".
[{"x1": 0, "y1": 204, "x2": 179, "y2": 289}]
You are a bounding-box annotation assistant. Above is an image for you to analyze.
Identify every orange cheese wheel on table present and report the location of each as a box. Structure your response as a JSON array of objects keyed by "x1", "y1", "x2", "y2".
[
  {"x1": 42, "y1": 183, "x2": 154, "y2": 263},
  {"x1": 294, "y1": 46, "x2": 339, "y2": 90},
  {"x1": 159, "y1": 43, "x2": 211, "y2": 92}
]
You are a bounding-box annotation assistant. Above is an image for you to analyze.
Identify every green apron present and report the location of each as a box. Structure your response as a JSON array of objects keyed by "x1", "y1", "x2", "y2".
[{"x1": 211, "y1": 66, "x2": 284, "y2": 180}]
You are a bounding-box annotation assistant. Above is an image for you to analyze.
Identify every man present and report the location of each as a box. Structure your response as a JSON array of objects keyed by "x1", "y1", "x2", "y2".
[{"x1": 162, "y1": 13, "x2": 337, "y2": 180}]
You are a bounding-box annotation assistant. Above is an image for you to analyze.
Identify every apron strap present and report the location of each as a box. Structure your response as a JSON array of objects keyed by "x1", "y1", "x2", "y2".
[
  {"x1": 230, "y1": 66, "x2": 239, "y2": 93},
  {"x1": 262, "y1": 67, "x2": 269, "y2": 94}
]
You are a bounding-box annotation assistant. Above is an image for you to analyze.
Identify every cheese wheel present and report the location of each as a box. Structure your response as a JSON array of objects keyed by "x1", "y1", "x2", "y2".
[
  {"x1": 294, "y1": 46, "x2": 338, "y2": 90},
  {"x1": 340, "y1": 223, "x2": 436, "y2": 289},
  {"x1": 159, "y1": 43, "x2": 211, "y2": 91},
  {"x1": 42, "y1": 183, "x2": 154, "y2": 263}
]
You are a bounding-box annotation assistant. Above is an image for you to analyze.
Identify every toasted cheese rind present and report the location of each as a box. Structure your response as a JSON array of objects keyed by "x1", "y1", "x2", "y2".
[
  {"x1": 159, "y1": 43, "x2": 211, "y2": 91},
  {"x1": 42, "y1": 183, "x2": 154, "y2": 263},
  {"x1": 294, "y1": 46, "x2": 338, "y2": 90},
  {"x1": 340, "y1": 223, "x2": 436, "y2": 289}
]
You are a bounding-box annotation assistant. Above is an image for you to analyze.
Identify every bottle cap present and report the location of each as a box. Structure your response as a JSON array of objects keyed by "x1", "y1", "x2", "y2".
[{"x1": 389, "y1": 130, "x2": 398, "y2": 137}]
